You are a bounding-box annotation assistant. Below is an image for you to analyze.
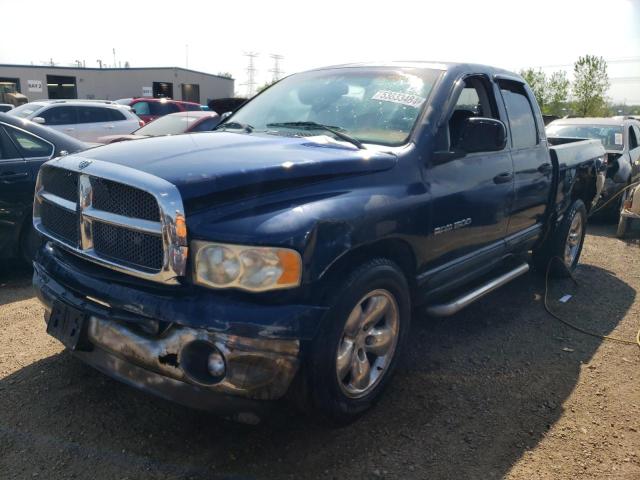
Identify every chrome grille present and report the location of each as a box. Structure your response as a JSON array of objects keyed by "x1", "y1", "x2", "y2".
[
  {"x1": 40, "y1": 167, "x2": 78, "y2": 202},
  {"x1": 93, "y1": 223, "x2": 163, "y2": 271},
  {"x1": 92, "y1": 178, "x2": 160, "y2": 221},
  {"x1": 40, "y1": 201, "x2": 79, "y2": 245},
  {"x1": 33, "y1": 157, "x2": 188, "y2": 284}
]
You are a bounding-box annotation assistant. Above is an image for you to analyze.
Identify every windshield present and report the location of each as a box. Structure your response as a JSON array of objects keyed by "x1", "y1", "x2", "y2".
[
  {"x1": 546, "y1": 124, "x2": 624, "y2": 151},
  {"x1": 136, "y1": 114, "x2": 203, "y2": 136},
  {"x1": 229, "y1": 67, "x2": 442, "y2": 146},
  {"x1": 7, "y1": 103, "x2": 45, "y2": 119}
]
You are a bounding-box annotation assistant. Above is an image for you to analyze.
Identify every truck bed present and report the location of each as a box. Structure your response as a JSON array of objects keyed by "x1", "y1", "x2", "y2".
[{"x1": 548, "y1": 137, "x2": 604, "y2": 168}]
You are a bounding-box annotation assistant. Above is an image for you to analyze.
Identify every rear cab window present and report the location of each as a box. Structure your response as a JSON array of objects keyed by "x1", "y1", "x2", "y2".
[{"x1": 497, "y1": 80, "x2": 539, "y2": 149}]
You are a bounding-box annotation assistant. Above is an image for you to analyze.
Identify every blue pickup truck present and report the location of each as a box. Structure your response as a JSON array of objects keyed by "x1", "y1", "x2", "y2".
[{"x1": 32, "y1": 62, "x2": 605, "y2": 422}]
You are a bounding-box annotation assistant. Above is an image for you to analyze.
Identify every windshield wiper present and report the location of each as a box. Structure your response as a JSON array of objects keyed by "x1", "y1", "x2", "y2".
[
  {"x1": 266, "y1": 121, "x2": 365, "y2": 149},
  {"x1": 215, "y1": 121, "x2": 254, "y2": 133}
]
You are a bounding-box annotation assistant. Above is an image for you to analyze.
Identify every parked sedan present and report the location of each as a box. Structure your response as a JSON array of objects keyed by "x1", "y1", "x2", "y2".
[
  {"x1": 0, "y1": 113, "x2": 87, "y2": 262},
  {"x1": 98, "y1": 111, "x2": 220, "y2": 144},
  {"x1": 116, "y1": 98, "x2": 201, "y2": 124},
  {"x1": 547, "y1": 117, "x2": 640, "y2": 220},
  {"x1": 8, "y1": 100, "x2": 142, "y2": 143}
]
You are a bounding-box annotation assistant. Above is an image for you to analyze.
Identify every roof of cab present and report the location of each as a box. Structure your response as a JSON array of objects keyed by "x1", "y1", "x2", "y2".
[{"x1": 308, "y1": 61, "x2": 523, "y2": 80}]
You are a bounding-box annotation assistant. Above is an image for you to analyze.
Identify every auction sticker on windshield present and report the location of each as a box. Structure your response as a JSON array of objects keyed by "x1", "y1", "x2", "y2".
[{"x1": 372, "y1": 90, "x2": 426, "y2": 108}]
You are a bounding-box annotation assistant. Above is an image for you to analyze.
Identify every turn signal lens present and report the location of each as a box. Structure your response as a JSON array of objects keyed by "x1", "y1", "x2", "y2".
[{"x1": 192, "y1": 241, "x2": 302, "y2": 292}]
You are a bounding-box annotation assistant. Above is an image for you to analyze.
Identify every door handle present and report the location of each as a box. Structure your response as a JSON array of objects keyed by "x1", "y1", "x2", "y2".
[
  {"x1": 64, "y1": 128, "x2": 74, "y2": 132},
  {"x1": 538, "y1": 163, "x2": 552, "y2": 174},
  {"x1": 0, "y1": 172, "x2": 29, "y2": 183},
  {"x1": 493, "y1": 172, "x2": 513, "y2": 184},
  {"x1": 105, "y1": 125, "x2": 115, "y2": 129}
]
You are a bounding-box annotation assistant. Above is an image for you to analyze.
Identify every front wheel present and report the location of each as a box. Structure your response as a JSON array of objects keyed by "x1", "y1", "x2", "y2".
[{"x1": 307, "y1": 259, "x2": 411, "y2": 423}]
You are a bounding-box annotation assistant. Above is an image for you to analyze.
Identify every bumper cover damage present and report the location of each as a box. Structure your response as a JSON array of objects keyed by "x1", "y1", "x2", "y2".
[{"x1": 34, "y1": 244, "x2": 328, "y2": 411}]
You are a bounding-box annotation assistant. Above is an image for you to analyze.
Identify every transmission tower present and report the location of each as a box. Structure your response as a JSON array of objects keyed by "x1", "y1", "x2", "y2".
[
  {"x1": 269, "y1": 54, "x2": 284, "y2": 82},
  {"x1": 242, "y1": 52, "x2": 259, "y2": 96}
]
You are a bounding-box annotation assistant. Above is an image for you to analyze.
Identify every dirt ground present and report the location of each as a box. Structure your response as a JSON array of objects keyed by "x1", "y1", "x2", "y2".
[{"x1": 0, "y1": 223, "x2": 638, "y2": 480}]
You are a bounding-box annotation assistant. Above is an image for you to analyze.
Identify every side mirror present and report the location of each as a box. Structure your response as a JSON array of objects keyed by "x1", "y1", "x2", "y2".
[
  {"x1": 455, "y1": 117, "x2": 507, "y2": 153},
  {"x1": 32, "y1": 116, "x2": 45, "y2": 124}
]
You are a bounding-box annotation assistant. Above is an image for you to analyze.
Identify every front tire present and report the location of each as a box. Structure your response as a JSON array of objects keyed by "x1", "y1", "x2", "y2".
[
  {"x1": 533, "y1": 199, "x2": 587, "y2": 277},
  {"x1": 307, "y1": 259, "x2": 411, "y2": 423}
]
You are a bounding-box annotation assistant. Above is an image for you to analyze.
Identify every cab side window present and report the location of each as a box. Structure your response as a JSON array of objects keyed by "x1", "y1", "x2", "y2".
[
  {"x1": 448, "y1": 77, "x2": 499, "y2": 150},
  {"x1": 498, "y1": 81, "x2": 538, "y2": 149}
]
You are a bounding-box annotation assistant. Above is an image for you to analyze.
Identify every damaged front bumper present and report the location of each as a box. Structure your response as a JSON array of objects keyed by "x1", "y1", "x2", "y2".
[{"x1": 33, "y1": 243, "x2": 328, "y2": 413}]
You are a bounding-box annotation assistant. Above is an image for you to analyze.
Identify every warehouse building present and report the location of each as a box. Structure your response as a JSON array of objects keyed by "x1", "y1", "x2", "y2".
[{"x1": 0, "y1": 65, "x2": 234, "y2": 105}]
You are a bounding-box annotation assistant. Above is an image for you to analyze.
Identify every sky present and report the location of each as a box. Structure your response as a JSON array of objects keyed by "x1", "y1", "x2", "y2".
[{"x1": 1, "y1": 0, "x2": 638, "y2": 102}]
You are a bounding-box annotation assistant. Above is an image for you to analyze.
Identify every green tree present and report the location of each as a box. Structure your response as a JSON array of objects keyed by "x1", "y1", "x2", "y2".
[
  {"x1": 217, "y1": 72, "x2": 234, "y2": 79},
  {"x1": 546, "y1": 71, "x2": 570, "y2": 116},
  {"x1": 572, "y1": 55, "x2": 610, "y2": 117},
  {"x1": 520, "y1": 68, "x2": 548, "y2": 111}
]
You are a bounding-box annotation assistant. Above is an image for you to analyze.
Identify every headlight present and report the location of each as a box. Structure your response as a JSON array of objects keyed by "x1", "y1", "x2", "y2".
[{"x1": 192, "y1": 241, "x2": 302, "y2": 292}]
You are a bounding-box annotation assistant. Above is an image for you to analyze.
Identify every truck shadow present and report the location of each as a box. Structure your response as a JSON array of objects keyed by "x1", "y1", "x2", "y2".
[{"x1": 0, "y1": 264, "x2": 635, "y2": 479}]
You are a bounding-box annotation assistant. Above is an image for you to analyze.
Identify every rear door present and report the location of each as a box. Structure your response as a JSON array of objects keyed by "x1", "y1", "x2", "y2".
[
  {"x1": 76, "y1": 106, "x2": 112, "y2": 142},
  {"x1": 40, "y1": 105, "x2": 79, "y2": 139},
  {"x1": 497, "y1": 80, "x2": 551, "y2": 235}
]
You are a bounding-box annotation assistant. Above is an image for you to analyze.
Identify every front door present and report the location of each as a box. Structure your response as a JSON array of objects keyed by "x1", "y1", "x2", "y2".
[{"x1": 426, "y1": 75, "x2": 514, "y2": 268}]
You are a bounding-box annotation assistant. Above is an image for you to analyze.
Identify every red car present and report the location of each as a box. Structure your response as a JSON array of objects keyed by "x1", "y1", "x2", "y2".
[
  {"x1": 116, "y1": 97, "x2": 201, "y2": 124},
  {"x1": 98, "y1": 111, "x2": 220, "y2": 144}
]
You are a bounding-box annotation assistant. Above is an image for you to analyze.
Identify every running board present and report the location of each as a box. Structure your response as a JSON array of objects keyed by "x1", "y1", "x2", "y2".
[{"x1": 425, "y1": 263, "x2": 530, "y2": 317}]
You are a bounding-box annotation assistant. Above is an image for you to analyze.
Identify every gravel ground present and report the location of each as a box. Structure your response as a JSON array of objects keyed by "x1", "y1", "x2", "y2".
[{"x1": 0, "y1": 223, "x2": 638, "y2": 480}]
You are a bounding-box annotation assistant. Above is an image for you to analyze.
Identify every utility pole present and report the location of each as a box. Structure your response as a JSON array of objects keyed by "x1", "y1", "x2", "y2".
[
  {"x1": 269, "y1": 54, "x2": 284, "y2": 82},
  {"x1": 185, "y1": 44, "x2": 189, "y2": 69},
  {"x1": 242, "y1": 52, "x2": 259, "y2": 97},
  {"x1": 112, "y1": 48, "x2": 117, "y2": 68},
  {"x1": 97, "y1": 59, "x2": 103, "y2": 69}
]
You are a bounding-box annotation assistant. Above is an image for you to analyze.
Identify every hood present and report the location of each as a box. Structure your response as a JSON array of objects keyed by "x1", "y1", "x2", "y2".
[{"x1": 76, "y1": 131, "x2": 397, "y2": 204}]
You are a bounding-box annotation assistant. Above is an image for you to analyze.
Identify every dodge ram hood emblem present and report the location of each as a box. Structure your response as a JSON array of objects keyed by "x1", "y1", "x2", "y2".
[{"x1": 78, "y1": 159, "x2": 92, "y2": 170}]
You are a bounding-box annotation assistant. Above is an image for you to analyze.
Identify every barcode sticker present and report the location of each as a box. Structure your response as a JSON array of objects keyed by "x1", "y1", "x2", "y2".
[{"x1": 372, "y1": 90, "x2": 425, "y2": 108}]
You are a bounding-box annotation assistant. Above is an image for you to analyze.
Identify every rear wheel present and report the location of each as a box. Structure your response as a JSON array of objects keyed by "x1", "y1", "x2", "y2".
[
  {"x1": 533, "y1": 199, "x2": 587, "y2": 277},
  {"x1": 307, "y1": 259, "x2": 410, "y2": 423}
]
